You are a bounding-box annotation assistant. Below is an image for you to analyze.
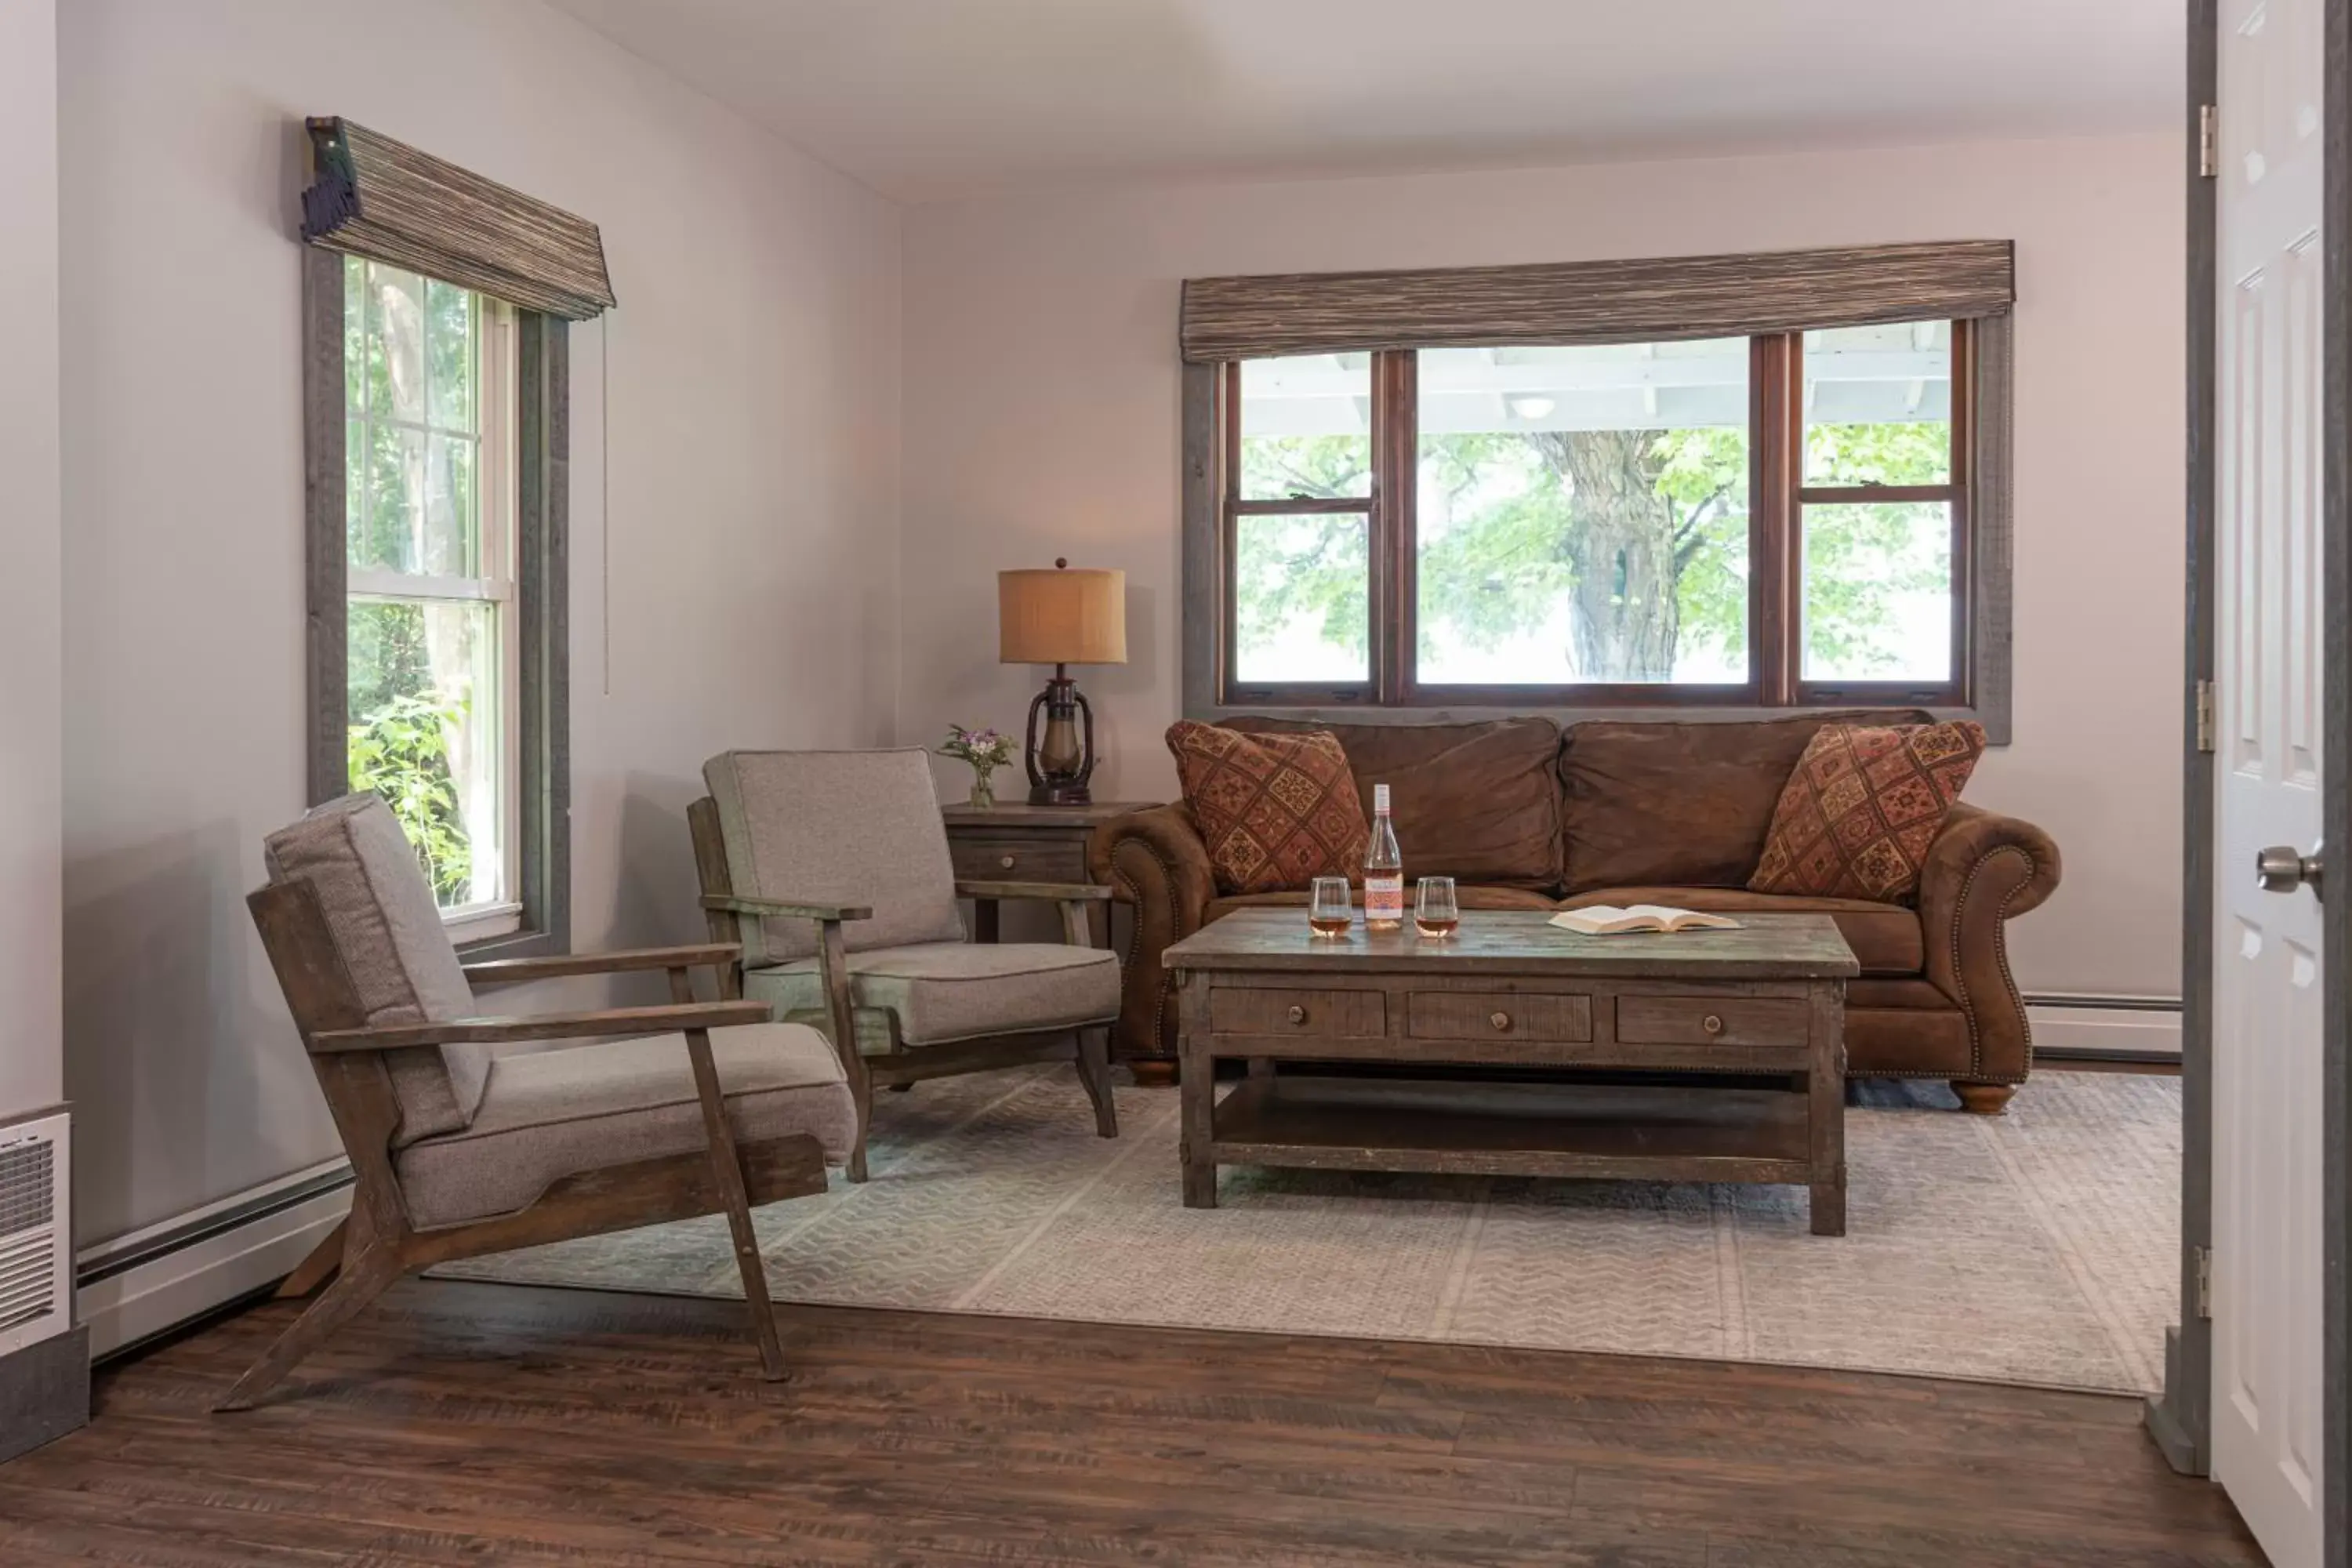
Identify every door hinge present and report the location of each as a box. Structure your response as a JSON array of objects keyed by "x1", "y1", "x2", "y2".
[
  {"x1": 2199, "y1": 105, "x2": 2218, "y2": 178},
  {"x1": 2194, "y1": 1245, "x2": 2213, "y2": 1319},
  {"x1": 2195, "y1": 679, "x2": 2216, "y2": 752}
]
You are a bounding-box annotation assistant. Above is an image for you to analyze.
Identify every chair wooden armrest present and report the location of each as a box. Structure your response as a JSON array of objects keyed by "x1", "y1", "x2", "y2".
[
  {"x1": 462, "y1": 943, "x2": 742, "y2": 988},
  {"x1": 954, "y1": 880, "x2": 1115, "y2": 902},
  {"x1": 701, "y1": 893, "x2": 874, "y2": 922},
  {"x1": 309, "y1": 1000, "x2": 773, "y2": 1054}
]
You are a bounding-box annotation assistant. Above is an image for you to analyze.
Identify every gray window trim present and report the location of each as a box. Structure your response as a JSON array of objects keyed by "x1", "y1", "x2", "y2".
[
  {"x1": 1180, "y1": 317, "x2": 2016, "y2": 746},
  {"x1": 301, "y1": 244, "x2": 571, "y2": 959}
]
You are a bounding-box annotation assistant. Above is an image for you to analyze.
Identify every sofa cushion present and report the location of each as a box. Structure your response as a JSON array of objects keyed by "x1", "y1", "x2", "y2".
[
  {"x1": 1749, "y1": 721, "x2": 1987, "y2": 903},
  {"x1": 1557, "y1": 886, "x2": 1924, "y2": 976},
  {"x1": 395, "y1": 1022, "x2": 856, "y2": 1227},
  {"x1": 1557, "y1": 711, "x2": 1931, "y2": 895},
  {"x1": 263, "y1": 793, "x2": 481, "y2": 1145},
  {"x1": 1225, "y1": 716, "x2": 1562, "y2": 887},
  {"x1": 702, "y1": 749, "x2": 967, "y2": 966},
  {"x1": 751, "y1": 941, "x2": 1120, "y2": 1047},
  {"x1": 1205, "y1": 884, "x2": 1559, "y2": 926},
  {"x1": 1166, "y1": 721, "x2": 1370, "y2": 895}
]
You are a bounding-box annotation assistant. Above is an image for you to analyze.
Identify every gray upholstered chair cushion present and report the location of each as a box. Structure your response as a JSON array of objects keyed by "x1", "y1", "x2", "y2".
[
  {"x1": 702, "y1": 748, "x2": 967, "y2": 966},
  {"x1": 263, "y1": 793, "x2": 482, "y2": 1144},
  {"x1": 748, "y1": 942, "x2": 1120, "y2": 1047},
  {"x1": 394, "y1": 1022, "x2": 857, "y2": 1227}
]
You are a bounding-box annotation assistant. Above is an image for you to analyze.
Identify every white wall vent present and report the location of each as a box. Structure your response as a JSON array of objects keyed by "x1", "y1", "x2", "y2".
[{"x1": 0, "y1": 1111, "x2": 71, "y2": 1358}]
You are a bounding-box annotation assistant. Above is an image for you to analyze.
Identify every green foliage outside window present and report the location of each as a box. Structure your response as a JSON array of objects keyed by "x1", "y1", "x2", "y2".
[
  {"x1": 1235, "y1": 418, "x2": 1949, "y2": 683},
  {"x1": 347, "y1": 599, "x2": 474, "y2": 906}
]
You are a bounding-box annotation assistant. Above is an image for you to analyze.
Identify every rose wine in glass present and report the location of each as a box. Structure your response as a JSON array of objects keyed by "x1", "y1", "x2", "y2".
[
  {"x1": 1415, "y1": 876, "x2": 1459, "y2": 938},
  {"x1": 1308, "y1": 877, "x2": 1353, "y2": 937},
  {"x1": 1363, "y1": 784, "x2": 1403, "y2": 931}
]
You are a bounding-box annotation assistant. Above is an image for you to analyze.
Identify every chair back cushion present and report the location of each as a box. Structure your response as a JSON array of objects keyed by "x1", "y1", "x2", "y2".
[
  {"x1": 1223, "y1": 716, "x2": 1562, "y2": 887},
  {"x1": 263, "y1": 793, "x2": 481, "y2": 1143},
  {"x1": 1557, "y1": 710, "x2": 1932, "y2": 894},
  {"x1": 702, "y1": 748, "x2": 966, "y2": 965}
]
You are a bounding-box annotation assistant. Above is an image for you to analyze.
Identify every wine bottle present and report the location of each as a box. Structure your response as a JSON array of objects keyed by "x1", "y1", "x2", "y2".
[{"x1": 1363, "y1": 783, "x2": 1403, "y2": 931}]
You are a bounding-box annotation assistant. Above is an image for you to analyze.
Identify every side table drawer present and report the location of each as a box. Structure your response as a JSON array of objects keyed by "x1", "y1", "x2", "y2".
[
  {"x1": 1409, "y1": 991, "x2": 1592, "y2": 1042},
  {"x1": 1210, "y1": 987, "x2": 1386, "y2": 1039},
  {"x1": 1617, "y1": 996, "x2": 1809, "y2": 1047},
  {"x1": 950, "y1": 835, "x2": 1089, "y2": 887}
]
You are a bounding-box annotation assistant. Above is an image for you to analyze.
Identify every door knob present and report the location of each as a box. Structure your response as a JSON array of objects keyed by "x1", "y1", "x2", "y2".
[
  {"x1": 2255, "y1": 840, "x2": 2325, "y2": 901},
  {"x1": 1287, "y1": 1005, "x2": 1307, "y2": 1025},
  {"x1": 1489, "y1": 1011, "x2": 1512, "y2": 1032}
]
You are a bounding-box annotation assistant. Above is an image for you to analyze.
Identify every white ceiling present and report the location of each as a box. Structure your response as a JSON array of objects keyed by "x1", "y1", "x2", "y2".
[{"x1": 548, "y1": 0, "x2": 2180, "y2": 203}]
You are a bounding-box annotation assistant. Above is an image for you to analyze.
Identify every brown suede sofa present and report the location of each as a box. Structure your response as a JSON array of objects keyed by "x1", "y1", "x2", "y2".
[{"x1": 1089, "y1": 713, "x2": 2060, "y2": 1112}]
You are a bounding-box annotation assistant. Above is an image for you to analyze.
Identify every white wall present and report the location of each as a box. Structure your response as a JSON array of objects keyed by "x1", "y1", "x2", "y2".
[
  {"x1": 0, "y1": 0, "x2": 64, "y2": 1123},
  {"x1": 58, "y1": 0, "x2": 901, "y2": 1244},
  {"x1": 898, "y1": 134, "x2": 2185, "y2": 1002}
]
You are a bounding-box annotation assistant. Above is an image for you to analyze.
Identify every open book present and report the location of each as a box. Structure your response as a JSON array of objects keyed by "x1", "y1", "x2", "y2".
[{"x1": 1549, "y1": 905, "x2": 1743, "y2": 936}]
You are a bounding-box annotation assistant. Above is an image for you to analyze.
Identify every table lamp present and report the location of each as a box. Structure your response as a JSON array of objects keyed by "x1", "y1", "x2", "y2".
[{"x1": 999, "y1": 559, "x2": 1127, "y2": 805}]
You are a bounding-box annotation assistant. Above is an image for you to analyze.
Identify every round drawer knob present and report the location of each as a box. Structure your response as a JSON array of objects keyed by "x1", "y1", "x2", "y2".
[
  {"x1": 999, "y1": 855, "x2": 1017, "y2": 870},
  {"x1": 1490, "y1": 1011, "x2": 1512, "y2": 1032},
  {"x1": 1287, "y1": 1005, "x2": 1307, "y2": 1025},
  {"x1": 1702, "y1": 1013, "x2": 1726, "y2": 1036}
]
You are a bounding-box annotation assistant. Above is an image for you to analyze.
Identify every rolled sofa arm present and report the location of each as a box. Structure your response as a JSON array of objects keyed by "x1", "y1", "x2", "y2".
[
  {"x1": 1916, "y1": 801, "x2": 2063, "y2": 1087},
  {"x1": 1089, "y1": 804, "x2": 1217, "y2": 1063}
]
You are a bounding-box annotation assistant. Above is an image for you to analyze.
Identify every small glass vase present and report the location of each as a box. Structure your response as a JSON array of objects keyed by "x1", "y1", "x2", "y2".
[{"x1": 967, "y1": 771, "x2": 997, "y2": 809}]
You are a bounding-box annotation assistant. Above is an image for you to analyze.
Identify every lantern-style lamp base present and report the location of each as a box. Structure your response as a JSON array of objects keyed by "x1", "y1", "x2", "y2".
[{"x1": 1025, "y1": 666, "x2": 1096, "y2": 805}]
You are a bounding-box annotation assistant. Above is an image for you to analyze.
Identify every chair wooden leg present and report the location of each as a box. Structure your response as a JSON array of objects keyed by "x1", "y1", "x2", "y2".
[
  {"x1": 216, "y1": 1241, "x2": 402, "y2": 1412},
  {"x1": 679, "y1": 1026, "x2": 788, "y2": 1381},
  {"x1": 1076, "y1": 1026, "x2": 1118, "y2": 1138},
  {"x1": 274, "y1": 1216, "x2": 348, "y2": 1299}
]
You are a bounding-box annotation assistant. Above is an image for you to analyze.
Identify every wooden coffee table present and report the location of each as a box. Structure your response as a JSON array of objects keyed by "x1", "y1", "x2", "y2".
[{"x1": 1162, "y1": 909, "x2": 1860, "y2": 1235}]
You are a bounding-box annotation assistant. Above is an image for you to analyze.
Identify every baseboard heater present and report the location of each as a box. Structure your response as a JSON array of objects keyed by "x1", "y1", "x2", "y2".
[
  {"x1": 2024, "y1": 994, "x2": 2182, "y2": 1064},
  {"x1": 75, "y1": 1157, "x2": 353, "y2": 1363}
]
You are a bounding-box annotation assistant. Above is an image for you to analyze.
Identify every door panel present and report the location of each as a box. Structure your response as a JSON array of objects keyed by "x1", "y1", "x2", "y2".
[{"x1": 2212, "y1": 0, "x2": 2327, "y2": 1560}]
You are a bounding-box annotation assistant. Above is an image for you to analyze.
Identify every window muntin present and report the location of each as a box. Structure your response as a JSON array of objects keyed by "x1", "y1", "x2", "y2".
[
  {"x1": 342, "y1": 256, "x2": 521, "y2": 931},
  {"x1": 1217, "y1": 319, "x2": 1974, "y2": 710}
]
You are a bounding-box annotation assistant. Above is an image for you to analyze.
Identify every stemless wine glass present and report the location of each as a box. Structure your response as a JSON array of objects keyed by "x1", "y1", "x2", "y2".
[
  {"x1": 1308, "y1": 876, "x2": 1354, "y2": 938},
  {"x1": 1415, "y1": 876, "x2": 1460, "y2": 938}
]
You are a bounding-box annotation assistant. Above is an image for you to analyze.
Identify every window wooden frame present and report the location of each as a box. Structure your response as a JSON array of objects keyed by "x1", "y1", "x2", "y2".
[
  {"x1": 1184, "y1": 318, "x2": 2013, "y2": 741},
  {"x1": 303, "y1": 244, "x2": 572, "y2": 959}
]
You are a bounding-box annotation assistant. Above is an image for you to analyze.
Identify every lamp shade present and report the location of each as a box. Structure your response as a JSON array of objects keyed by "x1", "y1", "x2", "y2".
[{"x1": 999, "y1": 565, "x2": 1127, "y2": 665}]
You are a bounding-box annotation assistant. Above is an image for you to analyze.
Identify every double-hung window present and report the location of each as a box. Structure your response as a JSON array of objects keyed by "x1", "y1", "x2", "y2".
[
  {"x1": 341, "y1": 257, "x2": 521, "y2": 938},
  {"x1": 299, "y1": 117, "x2": 607, "y2": 959},
  {"x1": 1187, "y1": 242, "x2": 2013, "y2": 736}
]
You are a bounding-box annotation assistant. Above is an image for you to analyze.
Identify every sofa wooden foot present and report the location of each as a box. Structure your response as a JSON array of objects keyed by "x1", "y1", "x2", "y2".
[
  {"x1": 1952, "y1": 1082, "x2": 2016, "y2": 1116},
  {"x1": 1128, "y1": 1059, "x2": 1178, "y2": 1088}
]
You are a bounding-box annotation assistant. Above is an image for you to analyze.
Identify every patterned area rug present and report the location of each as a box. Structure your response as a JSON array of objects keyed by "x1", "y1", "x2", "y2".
[{"x1": 434, "y1": 1065, "x2": 2180, "y2": 1394}]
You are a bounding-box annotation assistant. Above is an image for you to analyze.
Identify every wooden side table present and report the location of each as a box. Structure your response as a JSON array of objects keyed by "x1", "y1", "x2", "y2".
[{"x1": 941, "y1": 799, "x2": 1160, "y2": 947}]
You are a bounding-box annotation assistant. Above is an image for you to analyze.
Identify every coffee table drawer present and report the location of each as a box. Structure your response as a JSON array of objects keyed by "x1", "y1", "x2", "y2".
[
  {"x1": 1409, "y1": 991, "x2": 1592, "y2": 1042},
  {"x1": 1210, "y1": 987, "x2": 1385, "y2": 1038},
  {"x1": 1617, "y1": 996, "x2": 1809, "y2": 1047}
]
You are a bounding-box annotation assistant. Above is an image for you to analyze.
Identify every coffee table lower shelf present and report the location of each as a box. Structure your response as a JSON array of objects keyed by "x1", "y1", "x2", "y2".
[{"x1": 1187, "y1": 1075, "x2": 1839, "y2": 1231}]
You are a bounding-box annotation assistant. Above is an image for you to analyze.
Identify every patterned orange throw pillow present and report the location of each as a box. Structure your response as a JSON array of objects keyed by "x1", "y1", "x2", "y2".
[
  {"x1": 1748, "y1": 722, "x2": 1987, "y2": 904},
  {"x1": 1166, "y1": 720, "x2": 1370, "y2": 896}
]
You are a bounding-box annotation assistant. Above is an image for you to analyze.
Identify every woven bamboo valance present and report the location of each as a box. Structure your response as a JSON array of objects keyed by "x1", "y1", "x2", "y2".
[
  {"x1": 1179, "y1": 240, "x2": 2013, "y2": 362},
  {"x1": 301, "y1": 118, "x2": 615, "y2": 320}
]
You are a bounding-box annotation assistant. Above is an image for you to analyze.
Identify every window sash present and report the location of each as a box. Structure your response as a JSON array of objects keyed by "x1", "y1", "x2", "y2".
[{"x1": 1214, "y1": 323, "x2": 1978, "y2": 710}]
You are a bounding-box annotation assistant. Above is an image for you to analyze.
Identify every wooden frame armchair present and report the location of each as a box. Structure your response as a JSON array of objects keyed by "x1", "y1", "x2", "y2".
[
  {"x1": 691, "y1": 749, "x2": 1121, "y2": 1184},
  {"x1": 229, "y1": 794, "x2": 857, "y2": 1411}
]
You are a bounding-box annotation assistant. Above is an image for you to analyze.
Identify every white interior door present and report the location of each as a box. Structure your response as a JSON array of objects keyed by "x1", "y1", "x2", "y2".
[{"x1": 2212, "y1": 0, "x2": 2327, "y2": 1562}]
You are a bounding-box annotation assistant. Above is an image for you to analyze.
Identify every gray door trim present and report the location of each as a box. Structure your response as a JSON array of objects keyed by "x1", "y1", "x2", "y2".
[{"x1": 2147, "y1": 0, "x2": 2219, "y2": 1479}]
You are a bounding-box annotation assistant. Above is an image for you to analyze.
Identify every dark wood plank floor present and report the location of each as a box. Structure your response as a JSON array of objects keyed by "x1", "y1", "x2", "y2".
[{"x1": 0, "y1": 1279, "x2": 2259, "y2": 1566}]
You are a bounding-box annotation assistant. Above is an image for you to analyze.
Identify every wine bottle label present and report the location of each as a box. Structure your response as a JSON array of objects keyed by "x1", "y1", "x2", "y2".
[{"x1": 1364, "y1": 875, "x2": 1404, "y2": 922}]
